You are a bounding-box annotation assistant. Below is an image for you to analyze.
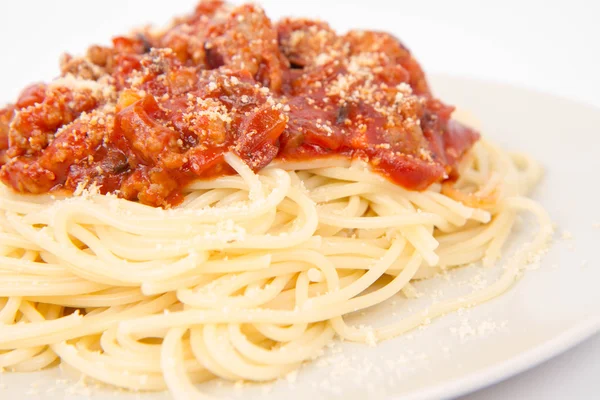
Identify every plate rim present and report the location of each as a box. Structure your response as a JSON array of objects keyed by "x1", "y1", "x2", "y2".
[
  {"x1": 402, "y1": 316, "x2": 600, "y2": 400},
  {"x1": 430, "y1": 73, "x2": 600, "y2": 114}
]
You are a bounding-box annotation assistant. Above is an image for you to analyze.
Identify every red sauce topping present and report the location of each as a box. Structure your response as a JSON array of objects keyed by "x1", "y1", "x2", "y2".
[{"x1": 0, "y1": 1, "x2": 479, "y2": 207}]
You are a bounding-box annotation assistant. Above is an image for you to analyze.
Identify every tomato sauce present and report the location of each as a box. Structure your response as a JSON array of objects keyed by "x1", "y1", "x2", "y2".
[{"x1": 0, "y1": 1, "x2": 478, "y2": 207}]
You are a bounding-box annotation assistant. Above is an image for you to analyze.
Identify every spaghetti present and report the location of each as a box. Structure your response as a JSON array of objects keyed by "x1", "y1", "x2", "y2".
[{"x1": 0, "y1": 140, "x2": 551, "y2": 395}]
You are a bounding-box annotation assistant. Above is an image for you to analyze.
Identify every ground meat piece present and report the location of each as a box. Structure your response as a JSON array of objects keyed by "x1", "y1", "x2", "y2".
[
  {"x1": 8, "y1": 85, "x2": 98, "y2": 157},
  {"x1": 0, "y1": 113, "x2": 112, "y2": 193},
  {"x1": 205, "y1": 4, "x2": 287, "y2": 91},
  {"x1": 345, "y1": 31, "x2": 430, "y2": 95},
  {"x1": 114, "y1": 95, "x2": 183, "y2": 166},
  {"x1": 0, "y1": 106, "x2": 14, "y2": 164},
  {"x1": 87, "y1": 45, "x2": 114, "y2": 68},
  {"x1": 276, "y1": 18, "x2": 342, "y2": 68},
  {"x1": 60, "y1": 54, "x2": 106, "y2": 80}
]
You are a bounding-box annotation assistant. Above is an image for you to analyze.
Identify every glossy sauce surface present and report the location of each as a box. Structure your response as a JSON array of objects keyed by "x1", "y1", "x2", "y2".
[{"x1": 0, "y1": 1, "x2": 478, "y2": 206}]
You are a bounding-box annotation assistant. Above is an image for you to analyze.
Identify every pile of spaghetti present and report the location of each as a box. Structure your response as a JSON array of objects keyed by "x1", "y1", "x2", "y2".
[{"x1": 0, "y1": 1, "x2": 551, "y2": 397}]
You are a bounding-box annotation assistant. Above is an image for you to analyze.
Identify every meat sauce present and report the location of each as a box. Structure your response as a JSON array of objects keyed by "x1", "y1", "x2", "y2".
[{"x1": 0, "y1": 1, "x2": 479, "y2": 207}]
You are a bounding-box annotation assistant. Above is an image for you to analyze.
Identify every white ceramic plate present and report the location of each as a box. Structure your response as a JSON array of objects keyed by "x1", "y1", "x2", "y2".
[{"x1": 1, "y1": 75, "x2": 599, "y2": 399}]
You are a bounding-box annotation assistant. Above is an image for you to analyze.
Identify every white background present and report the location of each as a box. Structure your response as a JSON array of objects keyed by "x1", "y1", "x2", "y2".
[{"x1": 0, "y1": 1, "x2": 598, "y2": 398}]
